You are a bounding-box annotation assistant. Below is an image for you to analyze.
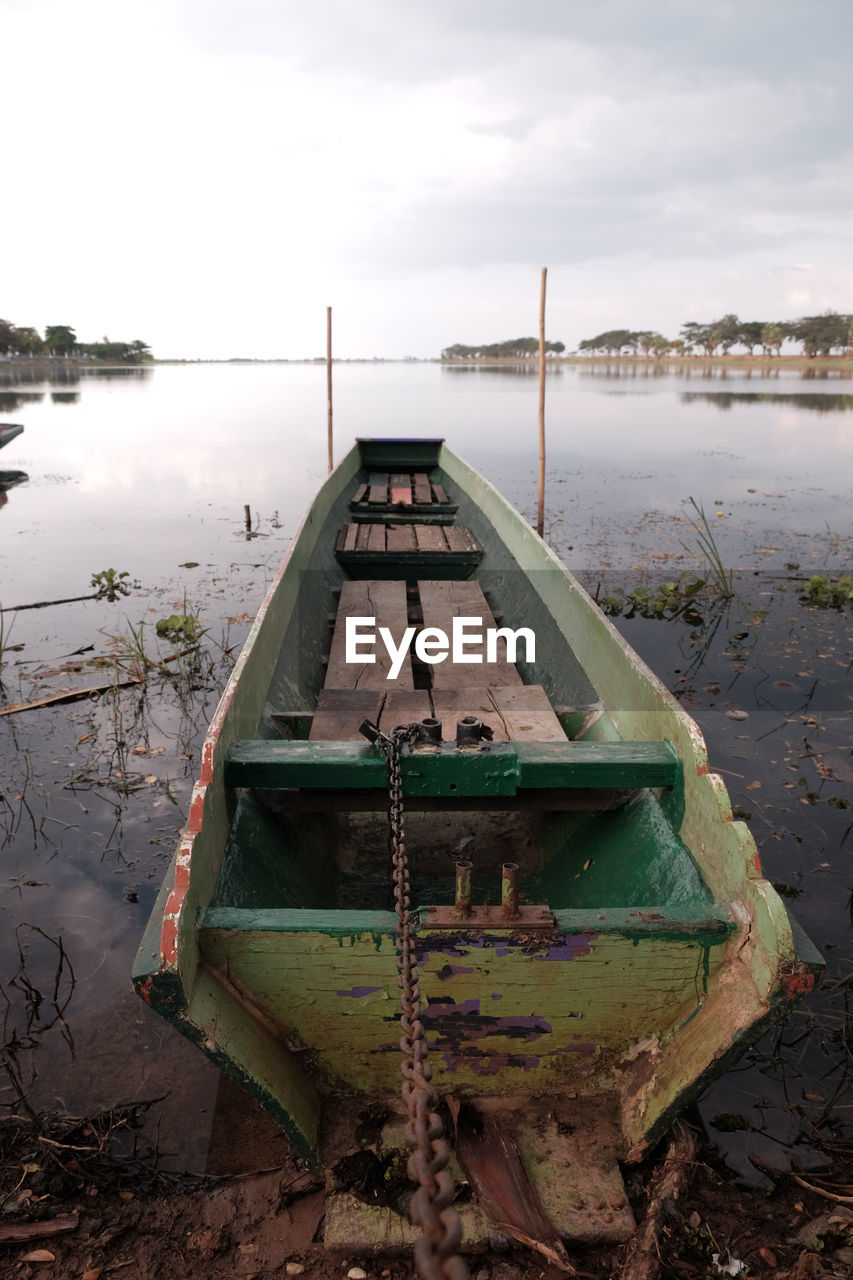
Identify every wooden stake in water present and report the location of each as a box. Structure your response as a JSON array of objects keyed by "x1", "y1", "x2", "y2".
[
  {"x1": 327, "y1": 306, "x2": 334, "y2": 473},
  {"x1": 537, "y1": 268, "x2": 547, "y2": 538}
]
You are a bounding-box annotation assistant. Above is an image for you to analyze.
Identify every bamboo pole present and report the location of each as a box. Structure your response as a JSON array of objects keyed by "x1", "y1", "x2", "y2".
[
  {"x1": 537, "y1": 267, "x2": 547, "y2": 538},
  {"x1": 326, "y1": 306, "x2": 334, "y2": 473}
]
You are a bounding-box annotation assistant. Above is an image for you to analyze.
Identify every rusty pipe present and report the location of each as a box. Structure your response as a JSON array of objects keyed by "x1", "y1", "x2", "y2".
[
  {"x1": 455, "y1": 859, "x2": 473, "y2": 918},
  {"x1": 501, "y1": 862, "x2": 519, "y2": 918}
]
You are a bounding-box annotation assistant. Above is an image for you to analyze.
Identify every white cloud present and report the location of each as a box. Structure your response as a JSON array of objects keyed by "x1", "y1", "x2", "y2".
[{"x1": 2, "y1": 0, "x2": 852, "y2": 357}]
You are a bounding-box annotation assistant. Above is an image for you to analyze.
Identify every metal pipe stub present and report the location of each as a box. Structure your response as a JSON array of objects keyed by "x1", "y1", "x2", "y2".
[
  {"x1": 456, "y1": 715, "x2": 482, "y2": 745},
  {"x1": 454, "y1": 859, "x2": 473, "y2": 917},
  {"x1": 418, "y1": 717, "x2": 442, "y2": 744},
  {"x1": 501, "y1": 862, "x2": 520, "y2": 918}
]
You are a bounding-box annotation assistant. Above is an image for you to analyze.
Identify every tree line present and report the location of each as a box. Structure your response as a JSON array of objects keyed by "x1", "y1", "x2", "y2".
[
  {"x1": 0, "y1": 319, "x2": 152, "y2": 363},
  {"x1": 578, "y1": 312, "x2": 853, "y2": 359},
  {"x1": 442, "y1": 337, "x2": 566, "y2": 360}
]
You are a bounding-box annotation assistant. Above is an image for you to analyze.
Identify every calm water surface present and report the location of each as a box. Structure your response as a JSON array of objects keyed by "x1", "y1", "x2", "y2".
[{"x1": 0, "y1": 360, "x2": 850, "y2": 1178}]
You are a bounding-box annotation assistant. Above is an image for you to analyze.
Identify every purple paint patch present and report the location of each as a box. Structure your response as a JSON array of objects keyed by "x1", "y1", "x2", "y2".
[
  {"x1": 540, "y1": 934, "x2": 596, "y2": 961},
  {"x1": 336, "y1": 986, "x2": 383, "y2": 998},
  {"x1": 491, "y1": 993, "x2": 504, "y2": 1001},
  {"x1": 423, "y1": 998, "x2": 481, "y2": 1018},
  {"x1": 494, "y1": 1015, "x2": 553, "y2": 1040}
]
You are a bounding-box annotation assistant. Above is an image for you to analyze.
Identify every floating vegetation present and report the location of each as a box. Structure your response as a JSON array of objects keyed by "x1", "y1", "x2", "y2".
[
  {"x1": 598, "y1": 573, "x2": 706, "y2": 622},
  {"x1": 155, "y1": 611, "x2": 205, "y2": 646},
  {"x1": 801, "y1": 574, "x2": 853, "y2": 609},
  {"x1": 90, "y1": 568, "x2": 139, "y2": 602}
]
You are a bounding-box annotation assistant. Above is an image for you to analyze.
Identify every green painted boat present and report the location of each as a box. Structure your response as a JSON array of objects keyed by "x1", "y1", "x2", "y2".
[{"x1": 134, "y1": 437, "x2": 821, "y2": 1247}]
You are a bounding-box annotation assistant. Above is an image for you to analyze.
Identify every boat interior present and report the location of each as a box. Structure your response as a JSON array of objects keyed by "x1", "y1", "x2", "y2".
[{"x1": 210, "y1": 440, "x2": 728, "y2": 933}]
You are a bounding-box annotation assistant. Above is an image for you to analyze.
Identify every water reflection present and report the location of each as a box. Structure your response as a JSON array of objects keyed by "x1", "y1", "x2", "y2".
[
  {"x1": 0, "y1": 470, "x2": 28, "y2": 512},
  {"x1": 50, "y1": 391, "x2": 80, "y2": 405},
  {"x1": 441, "y1": 362, "x2": 565, "y2": 377},
  {"x1": 0, "y1": 361, "x2": 152, "y2": 391},
  {"x1": 0, "y1": 391, "x2": 44, "y2": 412},
  {"x1": 681, "y1": 391, "x2": 853, "y2": 412}
]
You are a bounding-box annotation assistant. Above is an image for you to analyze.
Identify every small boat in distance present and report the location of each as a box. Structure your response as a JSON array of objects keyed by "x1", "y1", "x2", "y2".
[
  {"x1": 0, "y1": 423, "x2": 24, "y2": 451},
  {"x1": 134, "y1": 437, "x2": 822, "y2": 1254}
]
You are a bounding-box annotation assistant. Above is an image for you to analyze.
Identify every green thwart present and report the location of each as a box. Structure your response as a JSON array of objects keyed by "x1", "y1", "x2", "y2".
[{"x1": 134, "y1": 437, "x2": 822, "y2": 1252}]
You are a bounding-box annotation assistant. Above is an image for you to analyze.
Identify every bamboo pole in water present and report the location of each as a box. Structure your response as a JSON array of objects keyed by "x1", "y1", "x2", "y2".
[
  {"x1": 327, "y1": 306, "x2": 334, "y2": 473},
  {"x1": 537, "y1": 267, "x2": 547, "y2": 538}
]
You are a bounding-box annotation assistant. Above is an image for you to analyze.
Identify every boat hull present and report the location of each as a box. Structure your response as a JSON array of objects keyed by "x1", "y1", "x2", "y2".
[{"x1": 134, "y1": 439, "x2": 822, "y2": 1173}]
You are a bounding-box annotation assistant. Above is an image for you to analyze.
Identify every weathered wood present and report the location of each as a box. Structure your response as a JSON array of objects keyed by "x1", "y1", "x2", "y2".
[
  {"x1": 324, "y1": 579, "x2": 414, "y2": 690},
  {"x1": 367, "y1": 472, "x2": 388, "y2": 504},
  {"x1": 488, "y1": 684, "x2": 566, "y2": 742},
  {"x1": 385, "y1": 523, "x2": 417, "y2": 552},
  {"x1": 431, "y1": 688, "x2": 510, "y2": 742},
  {"x1": 355, "y1": 522, "x2": 372, "y2": 552},
  {"x1": 444, "y1": 525, "x2": 482, "y2": 553},
  {"x1": 412, "y1": 471, "x2": 432, "y2": 503},
  {"x1": 389, "y1": 472, "x2": 412, "y2": 505},
  {"x1": 342, "y1": 523, "x2": 359, "y2": 552},
  {"x1": 367, "y1": 522, "x2": 386, "y2": 553},
  {"x1": 379, "y1": 690, "x2": 431, "y2": 731},
  {"x1": 413, "y1": 523, "x2": 448, "y2": 553},
  {"x1": 419, "y1": 579, "x2": 522, "y2": 689},
  {"x1": 310, "y1": 689, "x2": 384, "y2": 740},
  {"x1": 0, "y1": 676, "x2": 143, "y2": 716},
  {"x1": 351, "y1": 482, "x2": 368, "y2": 504},
  {"x1": 0, "y1": 1213, "x2": 79, "y2": 1243},
  {"x1": 431, "y1": 685, "x2": 565, "y2": 743},
  {"x1": 619, "y1": 1121, "x2": 695, "y2": 1280},
  {"x1": 431, "y1": 482, "x2": 450, "y2": 504}
]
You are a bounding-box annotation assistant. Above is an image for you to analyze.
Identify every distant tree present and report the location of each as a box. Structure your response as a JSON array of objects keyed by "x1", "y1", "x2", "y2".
[
  {"x1": 761, "y1": 323, "x2": 784, "y2": 357},
  {"x1": 650, "y1": 334, "x2": 672, "y2": 358},
  {"x1": 714, "y1": 314, "x2": 741, "y2": 354},
  {"x1": 737, "y1": 321, "x2": 765, "y2": 355},
  {"x1": 0, "y1": 318, "x2": 15, "y2": 355},
  {"x1": 44, "y1": 324, "x2": 77, "y2": 356},
  {"x1": 11, "y1": 326, "x2": 45, "y2": 355},
  {"x1": 789, "y1": 312, "x2": 851, "y2": 357},
  {"x1": 680, "y1": 321, "x2": 720, "y2": 356}
]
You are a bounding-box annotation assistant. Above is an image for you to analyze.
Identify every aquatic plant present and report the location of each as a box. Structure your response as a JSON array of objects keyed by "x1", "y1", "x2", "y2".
[
  {"x1": 680, "y1": 497, "x2": 736, "y2": 599},
  {"x1": 156, "y1": 611, "x2": 205, "y2": 645},
  {"x1": 91, "y1": 568, "x2": 138, "y2": 601},
  {"x1": 598, "y1": 573, "x2": 706, "y2": 621},
  {"x1": 0, "y1": 606, "x2": 15, "y2": 685},
  {"x1": 802, "y1": 574, "x2": 853, "y2": 609}
]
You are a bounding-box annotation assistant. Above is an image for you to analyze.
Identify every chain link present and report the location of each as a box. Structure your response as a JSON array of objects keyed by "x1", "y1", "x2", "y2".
[{"x1": 380, "y1": 723, "x2": 469, "y2": 1280}]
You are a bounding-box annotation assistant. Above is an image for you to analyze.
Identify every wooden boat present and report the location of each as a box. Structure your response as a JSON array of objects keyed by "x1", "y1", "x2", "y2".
[
  {"x1": 134, "y1": 437, "x2": 821, "y2": 1249},
  {"x1": 0, "y1": 423, "x2": 24, "y2": 451}
]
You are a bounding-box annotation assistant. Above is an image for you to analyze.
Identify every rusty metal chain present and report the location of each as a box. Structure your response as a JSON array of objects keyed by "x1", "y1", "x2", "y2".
[{"x1": 378, "y1": 722, "x2": 469, "y2": 1280}]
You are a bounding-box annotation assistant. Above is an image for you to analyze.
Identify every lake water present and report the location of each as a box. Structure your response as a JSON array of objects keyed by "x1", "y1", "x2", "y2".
[{"x1": 0, "y1": 359, "x2": 850, "y2": 1179}]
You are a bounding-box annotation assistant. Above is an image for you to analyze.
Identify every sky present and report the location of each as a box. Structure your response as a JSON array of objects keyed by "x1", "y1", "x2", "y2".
[{"x1": 3, "y1": 0, "x2": 852, "y2": 359}]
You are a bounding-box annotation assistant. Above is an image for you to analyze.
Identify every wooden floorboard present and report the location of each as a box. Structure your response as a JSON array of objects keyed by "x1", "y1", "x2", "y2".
[
  {"x1": 386, "y1": 524, "x2": 417, "y2": 552},
  {"x1": 418, "y1": 580, "x2": 522, "y2": 689},
  {"x1": 413, "y1": 472, "x2": 432, "y2": 503},
  {"x1": 379, "y1": 690, "x2": 431, "y2": 732},
  {"x1": 324, "y1": 580, "x2": 414, "y2": 690},
  {"x1": 310, "y1": 689, "x2": 383, "y2": 740},
  {"x1": 413, "y1": 524, "x2": 448, "y2": 552}
]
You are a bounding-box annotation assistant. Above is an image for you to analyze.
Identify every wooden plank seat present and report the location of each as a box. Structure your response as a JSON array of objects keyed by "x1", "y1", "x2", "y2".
[
  {"x1": 348, "y1": 470, "x2": 458, "y2": 522},
  {"x1": 419, "y1": 579, "x2": 523, "y2": 690},
  {"x1": 323, "y1": 580, "x2": 414, "y2": 691},
  {"x1": 336, "y1": 524, "x2": 483, "y2": 579}
]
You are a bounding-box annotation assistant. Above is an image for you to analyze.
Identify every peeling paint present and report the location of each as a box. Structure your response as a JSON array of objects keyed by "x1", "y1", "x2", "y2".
[{"x1": 337, "y1": 986, "x2": 384, "y2": 999}]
